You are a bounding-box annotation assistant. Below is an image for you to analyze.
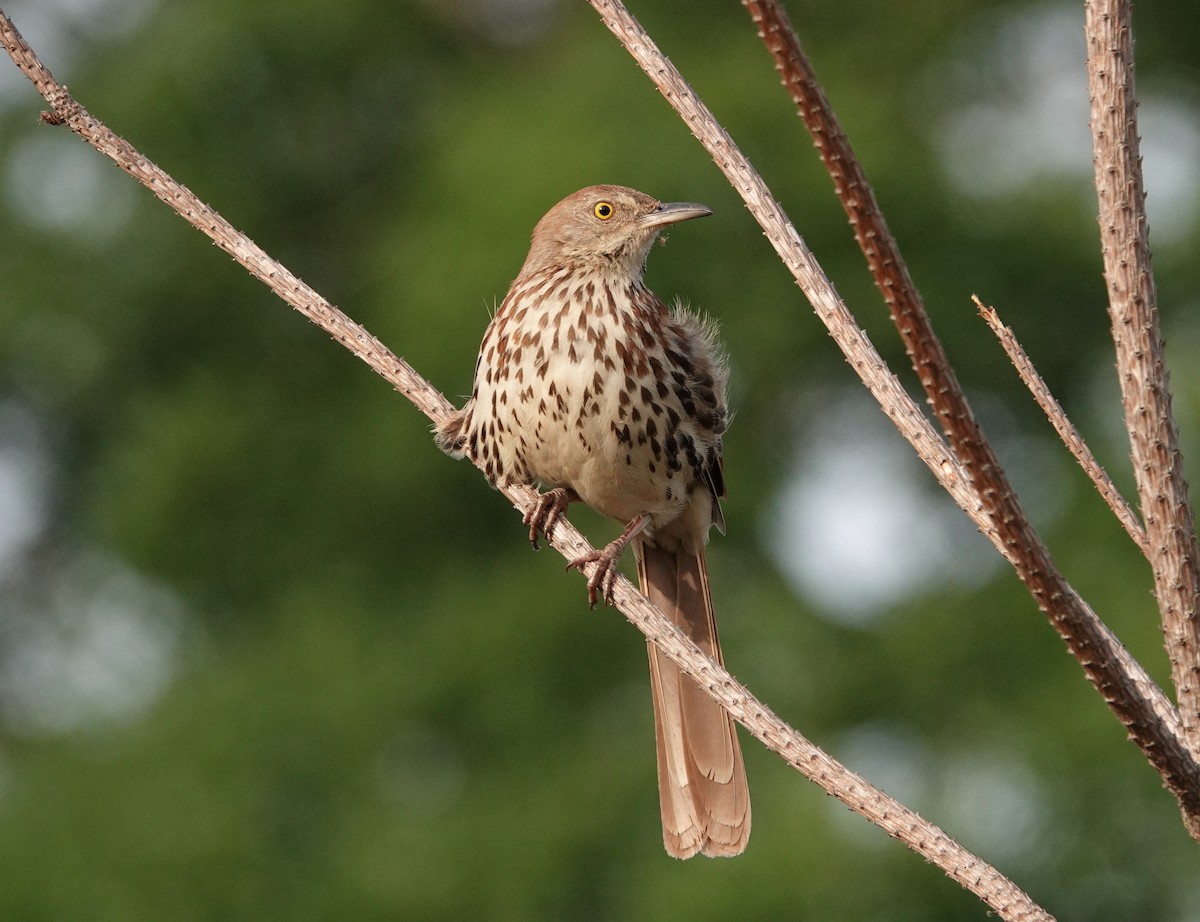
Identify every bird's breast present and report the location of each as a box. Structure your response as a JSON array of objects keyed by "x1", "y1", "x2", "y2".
[{"x1": 471, "y1": 271, "x2": 702, "y2": 525}]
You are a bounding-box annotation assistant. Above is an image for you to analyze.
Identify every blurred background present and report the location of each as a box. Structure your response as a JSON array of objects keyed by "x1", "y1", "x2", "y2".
[{"x1": 2, "y1": 0, "x2": 1200, "y2": 917}]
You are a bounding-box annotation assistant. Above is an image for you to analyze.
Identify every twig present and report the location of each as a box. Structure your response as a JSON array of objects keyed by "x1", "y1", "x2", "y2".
[
  {"x1": 741, "y1": 0, "x2": 942, "y2": 395},
  {"x1": 585, "y1": 0, "x2": 1200, "y2": 841},
  {"x1": 977, "y1": 297, "x2": 1149, "y2": 556},
  {"x1": 1085, "y1": 0, "x2": 1200, "y2": 750},
  {"x1": 738, "y1": 0, "x2": 1028, "y2": 556},
  {"x1": 1, "y1": 17, "x2": 451, "y2": 426},
  {"x1": 0, "y1": 9, "x2": 1054, "y2": 912},
  {"x1": 544, "y1": 544, "x2": 1057, "y2": 922}
]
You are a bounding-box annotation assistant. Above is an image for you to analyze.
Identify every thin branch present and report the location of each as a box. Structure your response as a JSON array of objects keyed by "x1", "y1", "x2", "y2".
[
  {"x1": 737, "y1": 1, "x2": 1048, "y2": 583},
  {"x1": 977, "y1": 297, "x2": 1149, "y2": 556},
  {"x1": 742, "y1": 0, "x2": 949, "y2": 409},
  {"x1": 1085, "y1": 0, "x2": 1200, "y2": 749},
  {"x1": 0, "y1": 10, "x2": 1053, "y2": 916},
  {"x1": 548, "y1": 551, "x2": 1056, "y2": 922},
  {"x1": 584, "y1": 0, "x2": 1200, "y2": 839},
  {"x1": 0, "y1": 16, "x2": 451, "y2": 427}
]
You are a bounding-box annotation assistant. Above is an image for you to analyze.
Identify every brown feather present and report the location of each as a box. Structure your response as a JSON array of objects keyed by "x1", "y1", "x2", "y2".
[{"x1": 637, "y1": 537, "x2": 750, "y2": 858}]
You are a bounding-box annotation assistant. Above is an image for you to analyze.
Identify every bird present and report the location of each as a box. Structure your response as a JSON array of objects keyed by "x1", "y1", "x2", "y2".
[{"x1": 435, "y1": 184, "x2": 749, "y2": 858}]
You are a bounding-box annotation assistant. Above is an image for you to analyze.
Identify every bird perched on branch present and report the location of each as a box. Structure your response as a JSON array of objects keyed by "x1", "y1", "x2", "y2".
[{"x1": 436, "y1": 184, "x2": 749, "y2": 858}]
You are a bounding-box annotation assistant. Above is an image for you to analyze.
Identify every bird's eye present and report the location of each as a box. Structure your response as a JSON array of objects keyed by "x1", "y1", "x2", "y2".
[{"x1": 594, "y1": 201, "x2": 615, "y2": 220}]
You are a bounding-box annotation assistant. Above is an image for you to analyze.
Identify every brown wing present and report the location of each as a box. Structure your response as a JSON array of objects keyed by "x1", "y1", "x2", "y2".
[{"x1": 664, "y1": 305, "x2": 728, "y2": 534}]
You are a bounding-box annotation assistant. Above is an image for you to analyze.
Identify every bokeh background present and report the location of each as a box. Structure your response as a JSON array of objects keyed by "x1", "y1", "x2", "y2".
[{"x1": 2, "y1": 0, "x2": 1200, "y2": 918}]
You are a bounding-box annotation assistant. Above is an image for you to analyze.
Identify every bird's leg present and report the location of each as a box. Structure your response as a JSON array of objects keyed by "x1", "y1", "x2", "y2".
[
  {"x1": 524, "y1": 487, "x2": 580, "y2": 549},
  {"x1": 567, "y1": 512, "x2": 652, "y2": 608}
]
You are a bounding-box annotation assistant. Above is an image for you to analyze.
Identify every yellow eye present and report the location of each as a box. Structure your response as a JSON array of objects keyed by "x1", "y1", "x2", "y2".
[{"x1": 594, "y1": 201, "x2": 615, "y2": 220}]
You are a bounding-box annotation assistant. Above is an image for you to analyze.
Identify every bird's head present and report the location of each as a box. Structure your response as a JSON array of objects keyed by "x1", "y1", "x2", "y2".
[{"x1": 519, "y1": 184, "x2": 712, "y2": 279}]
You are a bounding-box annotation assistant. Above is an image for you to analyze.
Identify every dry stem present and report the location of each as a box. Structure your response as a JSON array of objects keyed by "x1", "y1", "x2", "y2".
[
  {"x1": 978, "y1": 297, "x2": 1149, "y2": 556},
  {"x1": 1085, "y1": 0, "x2": 1200, "y2": 751}
]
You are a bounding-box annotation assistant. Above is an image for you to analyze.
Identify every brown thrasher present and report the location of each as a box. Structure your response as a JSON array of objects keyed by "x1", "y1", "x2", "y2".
[{"x1": 436, "y1": 184, "x2": 749, "y2": 858}]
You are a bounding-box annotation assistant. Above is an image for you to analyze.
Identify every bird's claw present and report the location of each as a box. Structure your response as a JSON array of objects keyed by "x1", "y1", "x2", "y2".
[
  {"x1": 564, "y1": 513, "x2": 651, "y2": 608},
  {"x1": 566, "y1": 542, "x2": 624, "y2": 609},
  {"x1": 523, "y1": 488, "x2": 576, "y2": 549}
]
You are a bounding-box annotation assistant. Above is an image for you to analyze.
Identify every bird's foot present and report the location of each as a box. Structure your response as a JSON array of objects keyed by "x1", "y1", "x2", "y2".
[
  {"x1": 524, "y1": 488, "x2": 579, "y2": 549},
  {"x1": 566, "y1": 512, "x2": 651, "y2": 608},
  {"x1": 566, "y1": 544, "x2": 624, "y2": 609}
]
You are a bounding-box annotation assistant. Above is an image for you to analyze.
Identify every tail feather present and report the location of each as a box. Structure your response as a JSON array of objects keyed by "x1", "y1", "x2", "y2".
[
  {"x1": 434, "y1": 404, "x2": 470, "y2": 458},
  {"x1": 637, "y1": 537, "x2": 750, "y2": 858}
]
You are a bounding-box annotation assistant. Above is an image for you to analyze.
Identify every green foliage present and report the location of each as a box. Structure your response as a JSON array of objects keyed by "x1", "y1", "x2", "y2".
[{"x1": 2, "y1": 0, "x2": 1200, "y2": 918}]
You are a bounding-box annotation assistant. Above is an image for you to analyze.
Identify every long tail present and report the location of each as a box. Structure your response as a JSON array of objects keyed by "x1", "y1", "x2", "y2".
[{"x1": 636, "y1": 537, "x2": 750, "y2": 858}]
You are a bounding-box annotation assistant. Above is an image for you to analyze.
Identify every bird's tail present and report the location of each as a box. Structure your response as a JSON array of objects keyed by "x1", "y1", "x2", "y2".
[
  {"x1": 433, "y1": 404, "x2": 470, "y2": 458},
  {"x1": 636, "y1": 537, "x2": 750, "y2": 858}
]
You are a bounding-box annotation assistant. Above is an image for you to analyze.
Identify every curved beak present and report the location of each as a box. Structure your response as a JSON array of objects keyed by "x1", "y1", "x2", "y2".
[{"x1": 641, "y1": 201, "x2": 713, "y2": 229}]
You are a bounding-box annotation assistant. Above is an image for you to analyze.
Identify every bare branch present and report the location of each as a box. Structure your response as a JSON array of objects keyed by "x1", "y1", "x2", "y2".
[
  {"x1": 742, "y1": 0, "x2": 947, "y2": 403},
  {"x1": 543, "y1": 518, "x2": 1054, "y2": 922},
  {"x1": 585, "y1": 0, "x2": 1200, "y2": 837},
  {"x1": 737, "y1": 1, "x2": 1054, "y2": 578},
  {"x1": 0, "y1": 9, "x2": 1057, "y2": 913},
  {"x1": 0, "y1": 18, "x2": 452, "y2": 428},
  {"x1": 1085, "y1": 0, "x2": 1200, "y2": 749},
  {"x1": 978, "y1": 297, "x2": 1149, "y2": 556}
]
